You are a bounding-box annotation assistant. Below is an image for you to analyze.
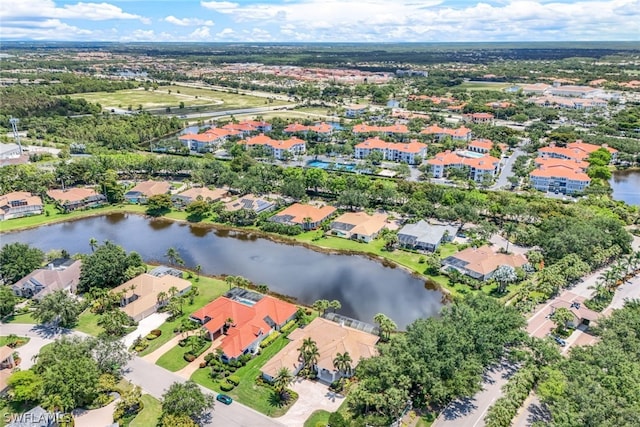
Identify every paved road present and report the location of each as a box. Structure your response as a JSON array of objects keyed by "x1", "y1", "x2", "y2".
[
  {"x1": 434, "y1": 361, "x2": 517, "y2": 427},
  {"x1": 491, "y1": 147, "x2": 525, "y2": 190},
  {"x1": 0, "y1": 323, "x2": 283, "y2": 427}
]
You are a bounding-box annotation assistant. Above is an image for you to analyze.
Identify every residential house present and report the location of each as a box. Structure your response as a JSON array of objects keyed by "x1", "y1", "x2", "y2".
[
  {"x1": 397, "y1": 220, "x2": 459, "y2": 252},
  {"x1": 463, "y1": 112, "x2": 494, "y2": 124},
  {"x1": 172, "y1": 187, "x2": 227, "y2": 207},
  {"x1": 111, "y1": 270, "x2": 191, "y2": 322},
  {"x1": 269, "y1": 203, "x2": 336, "y2": 230},
  {"x1": 0, "y1": 191, "x2": 43, "y2": 221},
  {"x1": 466, "y1": 139, "x2": 507, "y2": 155},
  {"x1": 330, "y1": 212, "x2": 388, "y2": 242},
  {"x1": 222, "y1": 119, "x2": 272, "y2": 135},
  {"x1": 191, "y1": 290, "x2": 297, "y2": 361},
  {"x1": 354, "y1": 137, "x2": 427, "y2": 164},
  {"x1": 0, "y1": 345, "x2": 15, "y2": 370},
  {"x1": 6, "y1": 406, "x2": 59, "y2": 427},
  {"x1": 46, "y1": 188, "x2": 106, "y2": 212},
  {"x1": 538, "y1": 140, "x2": 618, "y2": 162},
  {"x1": 442, "y1": 245, "x2": 528, "y2": 281},
  {"x1": 11, "y1": 259, "x2": 81, "y2": 300},
  {"x1": 345, "y1": 104, "x2": 368, "y2": 117},
  {"x1": 179, "y1": 127, "x2": 241, "y2": 151},
  {"x1": 242, "y1": 134, "x2": 306, "y2": 160},
  {"x1": 427, "y1": 150, "x2": 500, "y2": 182},
  {"x1": 420, "y1": 124, "x2": 473, "y2": 142},
  {"x1": 224, "y1": 194, "x2": 275, "y2": 213},
  {"x1": 124, "y1": 180, "x2": 171, "y2": 203},
  {"x1": 261, "y1": 317, "x2": 379, "y2": 384}
]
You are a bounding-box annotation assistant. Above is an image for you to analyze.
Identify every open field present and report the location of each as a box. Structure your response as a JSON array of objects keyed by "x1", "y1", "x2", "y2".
[
  {"x1": 67, "y1": 85, "x2": 291, "y2": 111},
  {"x1": 456, "y1": 81, "x2": 513, "y2": 91}
]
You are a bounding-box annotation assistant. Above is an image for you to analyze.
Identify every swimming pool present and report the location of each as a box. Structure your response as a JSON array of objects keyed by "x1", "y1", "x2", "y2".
[
  {"x1": 457, "y1": 150, "x2": 485, "y2": 159},
  {"x1": 307, "y1": 160, "x2": 356, "y2": 171}
]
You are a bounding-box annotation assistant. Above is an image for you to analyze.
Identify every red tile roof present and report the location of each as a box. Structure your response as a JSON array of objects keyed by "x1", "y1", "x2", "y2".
[
  {"x1": 355, "y1": 138, "x2": 427, "y2": 154},
  {"x1": 420, "y1": 125, "x2": 472, "y2": 138},
  {"x1": 427, "y1": 151, "x2": 499, "y2": 170},
  {"x1": 272, "y1": 203, "x2": 336, "y2": 224}
]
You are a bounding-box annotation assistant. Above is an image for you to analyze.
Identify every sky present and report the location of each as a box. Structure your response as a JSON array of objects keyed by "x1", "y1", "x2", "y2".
[{"x1": 1, "y1": 0, "x2": 639, "y2": 43}]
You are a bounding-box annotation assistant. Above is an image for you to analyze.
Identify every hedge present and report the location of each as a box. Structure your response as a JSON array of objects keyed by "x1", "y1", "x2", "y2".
[
  {"x1": 280, "y1": 320, "x2": 298, "y2": 334},
  {"x1": 219, "y1": 381, "x2": 235, "y2": 392},
  {"x1": 227, "y1": 375, "x2": 240, "y2": 386},
  {"x1": 184, "y1": 353, "x2": 196, "y2": 362},
  {"x1": 150, "y1": 329, "x2": 162, "y2": 337},
  {"x1": 259, "y1": 331, "x2": 281, "y2": 348},
  {"x1": 146, "y1": 334, "x2": 159, "y2": 340}
]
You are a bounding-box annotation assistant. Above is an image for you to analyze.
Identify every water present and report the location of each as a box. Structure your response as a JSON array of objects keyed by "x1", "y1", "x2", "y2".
[
  {"x1": 307, "y1": 160, "x2": 356, "y2": 171},
  {"x1": 2, "y1": 214, "x2": 444, "y2": 328},
  {"x1": 610, "y1": 170, "x2": 640, "y2": 206}
]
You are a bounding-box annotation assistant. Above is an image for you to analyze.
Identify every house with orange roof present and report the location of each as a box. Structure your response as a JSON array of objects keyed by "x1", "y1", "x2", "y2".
[
  {"x1": 330, "y1": 211, "x2": 388, "y2": 242},
  {"x1": 172, "y1": 186, "x2": 228, "y2": 207},
  {"x1": 283, "y1": 122, "x2": 310, "y2": 133},
  {"x1": 463, "y1": 112, "x2": 494, "y2": 124},
  {"x1": 420, "y1": 124, "x2": 473, "y2": 142},
  {"x1": 467, "y1": 139, "x2": 507, "y2": 154},
  {"x1": 221, "y1": 119, "x2": 271, "y2": 136},
  {"x1": 529, "y1": 162, "x2": 591, "y2": 194},
  {"x1": 0, "y1": 191, "x2": 43, "y2": 221},
  {"x1": 179, "y1": 127, "x2": 241, "y2": 151},
  {"x1": 124, "y1": 180, "x2": 171, "y2": 203},
  {"x1": 352, "y1": 123, "x2": 409, "y2": 135},
  {"x1": 191, "y1": 291, "x2": 297, "y2": 361},
  {"x1": 242, "y1": 134, "x2": 306, "y2": 160},
  {"x1": 354, "y1": 137, "x2": 427, "y2": 164},
  {"x1": 47, "y1": 188, "x2": 106, "y2": 212},
  {"x1": 442, "y1": 245, "x2": 528, "y2": 281},
  {"x1": 269, "y1": 203, "x2": 336, "y2": 230},
  {"x1": 427, "y1": 150, "x2": 500, "y2": 182},
  {"x1": 539, "y1": 141, "x2": 617, "y2": 162},
  {"x1": 261, "y1": 317, "x2": 379, "y2": 384}
]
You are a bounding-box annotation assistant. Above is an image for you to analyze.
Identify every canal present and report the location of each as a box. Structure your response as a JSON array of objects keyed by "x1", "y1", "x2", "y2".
[{"x1": 2, "y1": 214, "x2": 445, "y2": 328}]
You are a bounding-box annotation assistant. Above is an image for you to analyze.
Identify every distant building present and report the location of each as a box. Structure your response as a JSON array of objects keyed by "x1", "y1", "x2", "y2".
[
  {"x1": 0, "y1": 143, "x2": 21, "y2": 159},
  {"x1": 420, "y1": 124, "x2": 473, "y2": 142},
  {"x1": 354, "y1": 137, "x2": 427, "y2": 164},
  {"x1": 345, "y1": 104, "x2": 368, "y2": 118},
  {"x1": 179, "y1": 127, "x2": 241, "y2": 152},
  {"x1": 172, "y1": 187, "x2": 227, "y2": 207},
  {"x1": 242, "y1": 134, "x2": 306, "y2": 160},
  {"x1": 427, "y1": 151, "x2": 500, "y2": 182},
  {"x1": 463, "y1": 112, "x2": 494, "y2": 124},
  {"x1": 396, "y1": 69, "x2": 428, "y2": 77},
  {"x1": 466, "y1": 139, "x2": 507, "y2": 154},
  {"x1": 397, "y1": 220, "x2": 459, "y2": 252},
  {"x1": 0, "y1": 191, "x2": 43, "y2": 221}
]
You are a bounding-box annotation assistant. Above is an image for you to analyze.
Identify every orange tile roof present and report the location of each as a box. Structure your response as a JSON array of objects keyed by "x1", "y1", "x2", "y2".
[
  {"x1": 567, "y1": 140, "x2": 617, "y2": 155},
  {"x1": 467, "y1": 112, "x2": 494, "y2": 119},
  {"x1": 448, "y1": 245, "x2": 528, "y2": 276},
  {"x1": 427, "y1": 151, "x2": 499, "y2": 170},
  {"x1": 128, "y1": 180, "x2": 171, "y2": 197},
  {"x1": 272, "y1": 203, "x2": 336, "y2": 224},
  {"x1": 244, "y1": 133, "x2": 275, "y2": 146},
  {"x1": 355, "y1": 138, "x2": 427, "y2": 154},
  {"x1": 467, "y1": 139, "x2": 494, "y2": 151},
  {"x1": 284, "y1": 122, "x2": 310, "y2": 133},
  {"x1": 331, "y1": 211, "x2": 388, "y2": 237},
  {"x1": 530, "y1": 165, "x2": 591, "y2": 181},
  {"x1": 534, "y1": 157, "x2": 588, "y2": 171},
  {"x1": 47, "y1": 188, "x2": 101, "y2": 203},
  {"x1": 192, "y1": 295, "x2": 297, "y2": 359},
  {"x1": 356, "y1": 136, "x2": 389, "y2": 149},
  {"x1": 352, "y1": 124, "x2": 409, "y2": 134},
  {"x1": 420, "y1": 125, "x2": 472, "y2": 138}
]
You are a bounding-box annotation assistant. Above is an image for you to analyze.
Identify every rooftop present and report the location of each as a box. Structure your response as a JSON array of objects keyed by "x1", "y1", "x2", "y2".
[
  {"x1": 111, "y1": 272, "x2": 191, "y2": 319},
  {"x1": 271, "y1": 203, "x2": 336, "y2": 225},
  {"x1": 444, "y1": 245, "x2": 528, "y2": 276},
  {"x1": 46, "y1": 187, "x2": 102, "y2": 203}
]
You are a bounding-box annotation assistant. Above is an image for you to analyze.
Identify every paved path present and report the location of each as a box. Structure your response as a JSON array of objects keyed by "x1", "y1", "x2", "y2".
[
  {"x1": 0, "y1": 323, "x2": 283, "y2": 427},
  {"x1": 73, "y1": 396, "x2": 120, "y2": 427},
  {"x1": 275, "y1": 378, "x2": 344, "y2": 426},
  {"x1": 511, "y1": 394, "x2": 551, "y2": 427},
  {"x1": 433, "y1": 361, "x2": 517, "y2": 427},
  {"x1": 491, "y1": 147, "x2": 525, "y2": 190},
  {"x1": 142, "y1": 331, "x2": 194, "y2": 363},
  {"x1": 123, "y1": 312, "x2": 169, "y2": 348},
  {"x1": 175, "y1": 335, "x2": 224, "y2": 379}
]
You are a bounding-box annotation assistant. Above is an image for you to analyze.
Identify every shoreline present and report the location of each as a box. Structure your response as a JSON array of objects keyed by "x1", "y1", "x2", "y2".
[{"x1": 1, "y1": 208, "x2": 453, "y2": 298}]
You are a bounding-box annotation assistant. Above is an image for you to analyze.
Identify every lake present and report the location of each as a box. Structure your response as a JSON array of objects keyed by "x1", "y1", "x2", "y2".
[
  {"x1": 610, "y1": 170, "x2": 640, "y2": 206},
  {"x1": 1, "y1": 214, "x2": 445, "y2": 328}
]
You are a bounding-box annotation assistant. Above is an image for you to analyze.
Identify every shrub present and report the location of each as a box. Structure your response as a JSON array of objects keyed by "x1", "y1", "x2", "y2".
[
  {"x1": 228, "y1": 365, "x2": 237, "y2": 372},
  {"x1": 184, "y1": 353, "x2": 196, "y2": 362},
  {"x1": 259, "y1": 331, "x2": 280, "y2": 348},
  {"x1": 199, "y1": 361, "x2": 207, "y2": 369},
  {"x1": 228, "y1": 375, "x2": 241, "y2": 386},
  {"x1": 204, "y1": 353, "x2": 216, "y2": 363},
  {"x1": 219, "y1": 381, "x2": 234, "y2": 392},
  {"x1": 150, "y1": 329, "x2": 162, "y2": 337},
  {"x1": 146, "y1": 334, "x2": 158, "y2": 340},
  {"x1": 239, "y1": 354, "x2": 252, "y2": 366},
  {"x1": 280, "y1": 320, "x2": 298, "y2": 334},
  {"x1": 178, "y1": 339, "x2": 187, "y2": 347}
]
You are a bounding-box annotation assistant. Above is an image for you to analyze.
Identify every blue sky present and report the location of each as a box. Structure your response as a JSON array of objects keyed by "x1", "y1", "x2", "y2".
[{"x1": 1, "y1": 0, "x2": 639, "y2": 42}]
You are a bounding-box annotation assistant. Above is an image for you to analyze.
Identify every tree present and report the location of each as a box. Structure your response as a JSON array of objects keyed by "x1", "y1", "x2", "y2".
[
  {"x1": 146, "y1": 194, "x2": 173, "y2": 217},
  {"x1": 503, "y1": 222, "x2": 517, "y2": 253},
  {"x1": 33, "y1": 290, "x2": 80, "y2": 328},
  {"x1": 89, "y1": 237, "x2": 99, "y2": 253},
  {"x1": 337, "y1": 189, "x2": 368, "y2": 211},
  {"x1": 333, "y1": 351, "x2": 353, "y2": 376},
  {"x1": 79, "y1": 241, "x2": 145, "y2": 292},
  {"x1": 373, "y1": 313, "x2": 397, "y2": 341},
  {"x1": 7, "y1": 370, "x2": 43, "y2": 403},
  {"x1": 165, "y1": 247, "x2": 184, "y2": 266},
  {"x1": 0, "y1": 285, "x2": 17, "y2": 317},
  {"x1": 550, "y1": 307, "x2": 574, "y2": 334},
  {"x1": 0, "y1": 242, "x2": 44, "y2": 284},
  {"x1": 92, "y1": 336, "x2": 132, "y2": 377},
  {"x1": 161, "y1": 381, "x2": 214, "y2": 424},
  {"x1": 492, "y1": 265, "x2": 518, "y2": 294},
  {"x1": 98, "y1": 308, "x2": 132, "y2": 336},
  {"x1": 185, "y1": 200, "x2": 211, "y2": 222},
  {"x1": 273, "y1": 367, "x2": 294, "y2": 402},
  {"x1": 195, "y1": 264, "x2": 201, "y2": 281},
  {"x1": 160, "y1": 414, "x2": 198, "y2": 427},
  {"x1": 329, "y1": 299, "x2": 342, "y2": 313},
  {"x1": 312, "y1": 299, "x2": 330, "y2": 316}
]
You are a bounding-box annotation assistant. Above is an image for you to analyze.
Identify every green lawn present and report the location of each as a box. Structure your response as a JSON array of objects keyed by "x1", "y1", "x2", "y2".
[
  {"x1": 305, "y1": 410, "x2": 331, "y2": 427},
  {"x1": 0, "y1": 203, "x2": 147, "y2": 233},
  {"x1": 156, "y1": 339, "x2": 211, "y2": 372},
  {"x1": 4, "y1": 312, "x2": 38, "y2": 324},
  {"x1": 129, "y1": 394, "x2": 162, "y2": 427},
  {"x1": 136, "y1": 275, "x2": 227, "y2": 356},
  {"x1": 75, "y1": 309, "x2": 104, "y2": 336},
  {"x1": 190, "y1": 335, "x2": 293, "y2": 417},
  {"x1": 0, "y1": 336, "x2": 30, "y2": 347}
]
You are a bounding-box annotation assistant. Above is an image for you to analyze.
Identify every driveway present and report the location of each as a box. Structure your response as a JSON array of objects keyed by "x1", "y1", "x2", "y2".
[
  {"x1": 73, "y1": 396, "x2": 119, "y2": 427},
  {"x1": 275, "y1": 378, "x2": 345, "y2": 426},
  {"x1": 604, "y1": 273, "x2": 640, "y2": 313},
  {"x1": 123, "y1": 312, "x2": 170, "y2": 348},
  {"x1": 434, "y1": 361, "x2": 517, "y2": 427},
  {"x1": 489, "y1": 235, "x2": 528, "y2": 256},
  {"x1": 491, "y1": 147, "x2": 525, "y2": 190}
]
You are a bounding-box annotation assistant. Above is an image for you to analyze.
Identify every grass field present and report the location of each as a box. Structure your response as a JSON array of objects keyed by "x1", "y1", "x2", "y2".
[
  {"x1": 156, "y1": 339, "x2": 211, "y2": 372},
  {"x1": 136, "y1": 274, "x2": 227, "y2": 357},
  {"x1": 129, "y1": 394, "x2": 162, "y2": 427},
  {"x1": 68, "y1": 85, "x2": 291, "y2": 111},
  {"x1": 305, "y1": 410, "x2": 331, "y2": 427},
  {"x1": 75, "y1": 309, "x2": 104, "y2": 336},
  {"x1": 4, "y1": 312, "x2": 38, "y2": 324},
  {"x1": 190, "y1": 335, "x2": 294, "y2": 417},
  {"x1": 457, "y1": 82, "x2": 513, "y2": 91}
]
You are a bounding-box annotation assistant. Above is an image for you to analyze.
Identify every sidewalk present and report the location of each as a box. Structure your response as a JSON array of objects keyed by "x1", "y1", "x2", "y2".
[
  {"x1": 174, "y1": 335, "x2": 224, "y2": 379},
  {"x1": 142, "y1": 331, "x2": 195, "y2": 364}
]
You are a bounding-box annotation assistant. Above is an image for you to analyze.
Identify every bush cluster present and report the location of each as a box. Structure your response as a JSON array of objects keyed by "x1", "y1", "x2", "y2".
[
  {"x1": 280, "y1": 320, "x2": 298, "y2": 335},
  {"x1": 259, "y1": 331, "x2": 280, "y2": 348}
]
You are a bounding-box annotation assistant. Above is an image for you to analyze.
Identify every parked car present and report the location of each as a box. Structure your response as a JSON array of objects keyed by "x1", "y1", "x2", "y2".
[
  {"x1": 216, "y1": 394, "x2": 233, "y2": 405},
  {"x1": 551, "y1": 335, "x2": 567, "y2": 346}
]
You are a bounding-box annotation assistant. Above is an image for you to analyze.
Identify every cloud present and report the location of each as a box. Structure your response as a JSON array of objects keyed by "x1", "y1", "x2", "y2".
[
  {"x1": 190, "y1": 26, "x2": 212, "y2": 39},
  {"x1": 1, "y1": 0, "x2": 149, "y2": 23},
  {"x1": 1, "y1": 18, "x2": 93, "y2": 40},
  {"x1": 215, "y1": 27, "x2": 236, "y2": 37},
  {"x1": 164, "y1": 16, "x2": 215, "y2": 26},
  {"x1": 200, "y1": 1, "x2": 240, "y2": 14}
]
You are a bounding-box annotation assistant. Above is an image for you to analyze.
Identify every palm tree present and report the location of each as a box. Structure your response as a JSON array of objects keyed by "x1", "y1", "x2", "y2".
[
  {"x1": 273, "y1": 367, "x2": 294, "y2": 402},
  {"x1": 329, "y1": 300, "x2": 341, "y2": 313},
  {"x1": 332, "y1": 351, "x2": 353, "y2": 377},
  {"x1": 165, "y1": 247, "x2": 184, "y2": 266},
  {"x1": 89, "y1": 237, "x2": 98, "y2": 253},
  {"x1": 303, "y1": 216, "x2": 313, "y2": 230},
  {"x1": 374, "y1": 313, "x2": 397, "y2": 341},
  {"x1": 195, "y1": 264, "x2": 202, "y2": 282},
  {"x1": 503, "y1": 222, "x2": 517, "y2": 253},
  {"x1": 168, "y1": 286, "x2": 179, "y2": 299},
  {"x1": 156, "y1": 291, "x2": 168, "y2": 306},
  {"x1": 225, "y1": 275, "x2": 237, "y2": 290}
]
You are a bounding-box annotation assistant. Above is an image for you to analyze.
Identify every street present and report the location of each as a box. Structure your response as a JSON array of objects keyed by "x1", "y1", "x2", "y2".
[
  {"x1": 0, "y1": 323, "x2": 283, "y2": 427},
  {"x1": 491, "y1": 147, "x2": 525, "y2": 190}
]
